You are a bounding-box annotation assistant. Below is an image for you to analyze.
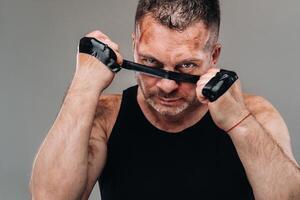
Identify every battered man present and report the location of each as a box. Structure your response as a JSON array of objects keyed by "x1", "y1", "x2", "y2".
[{"x1": 30, "y1": 0, "x2": 300, "y2": 199}]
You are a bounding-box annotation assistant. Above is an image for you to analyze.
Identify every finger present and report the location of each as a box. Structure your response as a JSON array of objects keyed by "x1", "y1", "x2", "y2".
[
  {"x1": 196, "y1": 70, "x2": 219, "y2": 90},
  {"x1": 196, "y1": 85, "x2": 209, "y2": 104},
  {"x1": 85, "y1": 30, "x2": 110, "y2": 41},
  {"x1": 83, "y1": 31, "x2": 123, "y2": 65},
  {"x1": 206, "y1": 67, "x2": 220, "y2": 74},
  {"x1": 230, "y1": 79, "x2": 244, "y2": 104},
  {"x1": 196, "y1": 76, "x2": 215, "y2": 102},
  {"x1": 196, "y1": 68, "x2": 220, "y2": 102},
  {"x1": 202, "y1": 68, "x2": 240, "y2": 103},
  {"x1": 102, "y1": 38, "x2": 120, "y2": 52},
  {"x1": 100, "y1": 39, "x2": 123, "y2": 65},
  {"x1": 113, "y1": 50, "x2": 123, "y2": 66},
  {"x1": 197, "y1": 68, "x2": 220, "y2": 84},
  {"x1": 85, "y1": 31, "x2": 119, "y2": 52}
]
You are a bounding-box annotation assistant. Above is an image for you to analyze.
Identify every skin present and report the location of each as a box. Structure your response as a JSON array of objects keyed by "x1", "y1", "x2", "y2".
[{"x1": 30, "y1": 15, "x2": 300, "y2": 200}]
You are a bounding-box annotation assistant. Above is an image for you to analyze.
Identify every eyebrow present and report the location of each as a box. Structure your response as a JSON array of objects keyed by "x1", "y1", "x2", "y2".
[
  {"x1": 138, "y1": 53, "x2": 203, "y2": 65},
  {"x1": 138, "y1": 53, "x2": 162, "y2": 63},
  {"x1": 176, "y1": 58, "x2": 203, "y2": 65}
]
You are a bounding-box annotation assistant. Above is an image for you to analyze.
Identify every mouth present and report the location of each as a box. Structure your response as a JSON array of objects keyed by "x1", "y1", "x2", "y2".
[{"x1": 157, "y1": 97, "x2": 182, "y2": 105}]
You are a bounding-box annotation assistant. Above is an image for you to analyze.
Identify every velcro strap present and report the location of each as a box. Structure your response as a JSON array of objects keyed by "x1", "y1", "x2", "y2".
[
  {"x1": 202, "y1": 69, "x2": 238, "y2": 102},
  {"x1": 79, "y1": 37, "x2": 121, "y2": 72}
]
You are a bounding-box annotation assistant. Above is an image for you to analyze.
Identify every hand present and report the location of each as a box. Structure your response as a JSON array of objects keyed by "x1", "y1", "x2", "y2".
[
  {"x1": 76, "y1": 30, "x2": 123, "y2": 90},
  {"x1": 196, "y1": 67, "x2": 250, "y2": 132}
]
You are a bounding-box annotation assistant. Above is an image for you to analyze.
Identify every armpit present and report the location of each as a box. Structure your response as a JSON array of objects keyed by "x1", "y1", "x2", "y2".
[{"x1": 94, "y1": 94, "x2": 122, "y2": 140}]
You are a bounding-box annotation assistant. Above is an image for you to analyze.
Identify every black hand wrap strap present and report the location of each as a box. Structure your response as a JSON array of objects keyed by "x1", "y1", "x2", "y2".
[
  {"x1": 122, "y1": 60, "x2": 200, "y2": 84},
  {"x1": 202, "y1": 70, "x2": 238, "y2": 102},
  {"x1": 78, "y1": 37, "x2": 238, "y2": 102},
  {"x1": 79, "y1": 37, "x2": 121, "y2": 72}
]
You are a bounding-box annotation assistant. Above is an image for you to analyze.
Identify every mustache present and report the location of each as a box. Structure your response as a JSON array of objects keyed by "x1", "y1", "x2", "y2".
[{"x1": 151, "y1": 89, "x2": 180, "y2": 99}]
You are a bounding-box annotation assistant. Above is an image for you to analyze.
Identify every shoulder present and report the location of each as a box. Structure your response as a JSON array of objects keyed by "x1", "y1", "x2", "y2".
[
  {"x1": 243, "y1": 94, "x2": 288, "y2": 137},
  {"x1": 244, "y1": 94, "x2": 283, "y2": 124},
  {"x1": 94, "y1": 94, "x2": 122, "y2": 140},
  {"x1": 243, "y1": 94, "x2": 297, "y2": 164}
]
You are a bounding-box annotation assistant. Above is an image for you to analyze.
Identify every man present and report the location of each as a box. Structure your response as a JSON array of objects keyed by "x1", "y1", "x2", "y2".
[{"x1": 30, "y1": 0, "x2": 300, "y2": 199}]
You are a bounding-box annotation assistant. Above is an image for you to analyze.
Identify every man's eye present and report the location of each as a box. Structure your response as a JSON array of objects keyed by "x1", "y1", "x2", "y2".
[
  {"x1": 180, "y1": 63, "x2": 196, "y2": 69},
  {"x1": 142, "y1": 58, "x2": 156, "y2": 65}
]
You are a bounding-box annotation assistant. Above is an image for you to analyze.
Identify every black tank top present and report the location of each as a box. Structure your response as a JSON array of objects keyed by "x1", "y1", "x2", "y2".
[{"x1": 98, "y1": 85, "x2": 254, "y2": 200}]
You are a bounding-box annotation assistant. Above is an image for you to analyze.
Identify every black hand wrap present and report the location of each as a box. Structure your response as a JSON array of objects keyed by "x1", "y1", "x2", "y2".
[
  {"x1": 79, "y1": 37, "x2": 121, "y2": 72},
  {"x1": 202, "y1": 70, "x2": 238, "y2": 102},
  {"x1": 122, "y1": 60, "x2": 200, "y2": 84},
  {"x1": 78, "y1": 37, "x2": 238, "y2": 102}
]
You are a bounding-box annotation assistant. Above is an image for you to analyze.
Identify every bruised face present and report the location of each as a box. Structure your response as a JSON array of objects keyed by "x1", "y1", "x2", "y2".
[{"x1": 133, "y1": 15, "x2": 220, "y2": 117}]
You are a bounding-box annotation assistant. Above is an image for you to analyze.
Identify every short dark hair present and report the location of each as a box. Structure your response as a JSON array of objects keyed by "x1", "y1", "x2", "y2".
[{"x1": 135, "y1": 0, "x2": 220, "y2": 50}]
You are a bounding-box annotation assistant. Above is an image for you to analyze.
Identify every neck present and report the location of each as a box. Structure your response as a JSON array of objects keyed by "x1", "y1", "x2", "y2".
[{"x1": 137, "y1": 88, "x2": 208, "y2": 133}]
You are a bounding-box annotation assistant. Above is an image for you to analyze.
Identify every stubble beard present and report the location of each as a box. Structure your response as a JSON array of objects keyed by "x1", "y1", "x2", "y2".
[
  {"x1": 138, "y1": 78, "x2": 200, "y2": 118},
  {"x1": 146, "y1": 97, "x2": 191, "y2": 117}
]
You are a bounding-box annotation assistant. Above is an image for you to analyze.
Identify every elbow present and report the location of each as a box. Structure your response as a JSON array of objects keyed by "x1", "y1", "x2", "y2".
[
  {"x1": 29, "y1": 173, "x2": 87, "y2": 200},
  {"x1": 29, "y1": 172, "x2": 61, "y2": 200},
  {"x1": 29, "y1": 178, "x2": 33, "y2": 199},
  {"x1": 29, "y1": 170, "x2": 38, "y2": 199},
  {"x1": 29, "y1": 174, "x2": 48, "y2": 200}
]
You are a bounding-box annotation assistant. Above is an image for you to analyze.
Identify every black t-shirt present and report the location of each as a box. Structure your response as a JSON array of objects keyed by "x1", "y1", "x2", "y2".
[{"x1": 98, "y1": 85, "x2": 254, "y2": 200}]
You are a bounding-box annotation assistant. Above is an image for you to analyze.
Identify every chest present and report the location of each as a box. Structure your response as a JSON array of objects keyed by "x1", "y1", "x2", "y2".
[{"x1": 100, "y1": 121, "x2": 254, "y2": 200}]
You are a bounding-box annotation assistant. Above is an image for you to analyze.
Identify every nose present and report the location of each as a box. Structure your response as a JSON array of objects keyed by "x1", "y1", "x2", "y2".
[{"x1": 156, "y1": 78, "x2": 179, "y2": 94}]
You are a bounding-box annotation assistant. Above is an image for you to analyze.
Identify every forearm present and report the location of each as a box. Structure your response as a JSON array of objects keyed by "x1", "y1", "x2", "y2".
[
  {"x1": 229, "y1": 115, "x2": 300, "y2": 200},
  {"x1": 30, "y1": 67, "x2": 106, "y2": 199}
]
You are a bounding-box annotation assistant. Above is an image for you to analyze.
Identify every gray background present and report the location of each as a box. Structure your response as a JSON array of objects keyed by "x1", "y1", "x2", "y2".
[{"x1": 0, "y1": 0, "x2": 299, "y2": 199}]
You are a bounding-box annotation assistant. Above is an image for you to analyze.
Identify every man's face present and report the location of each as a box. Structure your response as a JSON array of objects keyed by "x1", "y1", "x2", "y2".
[{"x1": 133, "y1": 15, "x2": 220, "y2": 117}]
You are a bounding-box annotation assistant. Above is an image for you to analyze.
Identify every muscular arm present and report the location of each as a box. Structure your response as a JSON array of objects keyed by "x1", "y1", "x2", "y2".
[
  {"x1": 230, "y1": 95, "x2": 300, "y2": 200},
  {"x1": 30, "y1": 30, "x2": 122, "y2": 199},
  {"x1": 30, "y1": 64, "x2": 109, "y2": 199}
]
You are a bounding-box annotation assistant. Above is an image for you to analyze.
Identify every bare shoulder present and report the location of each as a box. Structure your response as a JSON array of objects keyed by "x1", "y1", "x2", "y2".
[
  {"x1": 94, "y1": 94, "x2": 122, "y2": 140},
  {"x1": 243, "y1": 94, "x2": 283, "y2": 123},
  {"x1": 243, "y1": 93, "x2": 288, "y2": 136},
  {"x1": 243, "y1": 93, "x2": 297, "y2": 163}
]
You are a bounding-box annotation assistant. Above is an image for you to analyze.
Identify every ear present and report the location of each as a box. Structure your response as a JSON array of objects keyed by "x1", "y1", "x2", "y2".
[
  {"x1": 211, "y1": 43, "x2": 222, "y2": 67},
  {"x1": 131, "y1": 32, "x2": 136, "y2": 51},
  {"x1": 131, "y1": 32, "x2": 138, "y2": 61}
]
